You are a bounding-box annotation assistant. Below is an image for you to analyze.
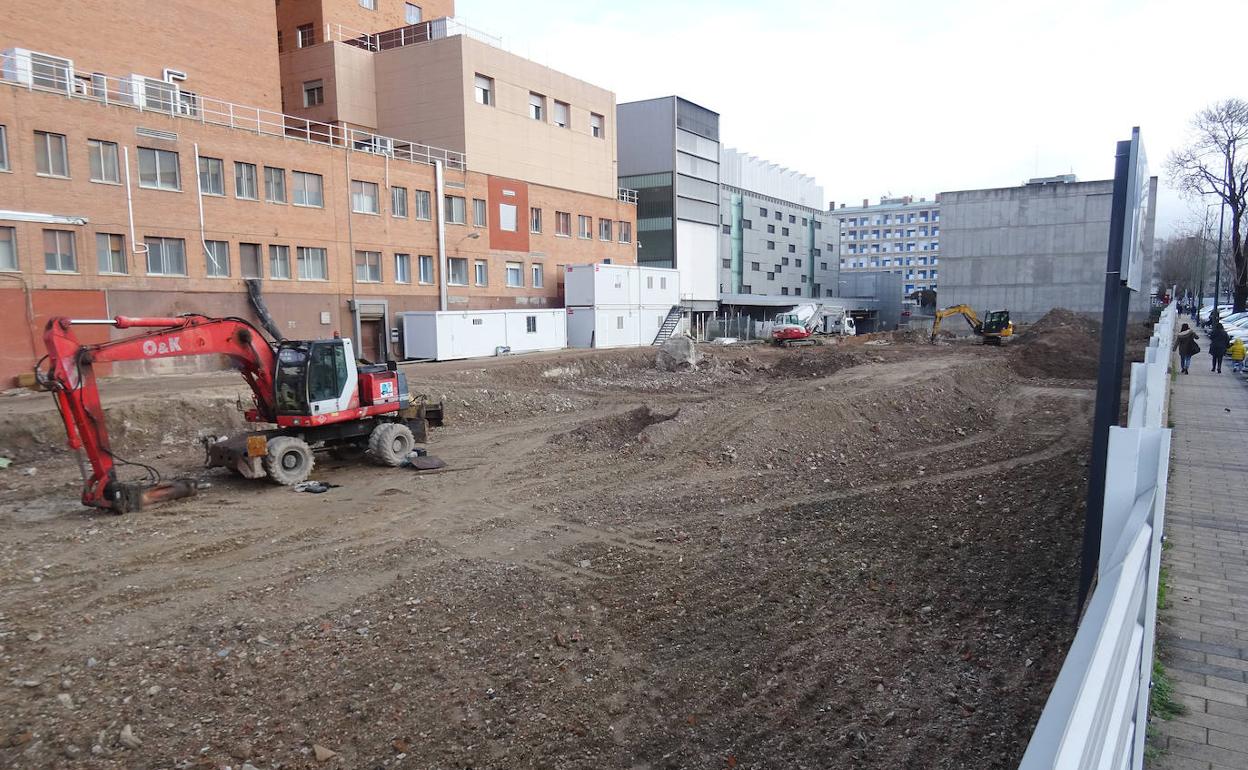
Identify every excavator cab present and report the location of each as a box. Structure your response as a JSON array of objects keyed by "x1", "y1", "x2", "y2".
[
  {"x1": 980, "y1": 310, "x2": 1014, "y2": 344},
  {"x1": 274, "y1": 338, "x2": 358, "y2": 416}
]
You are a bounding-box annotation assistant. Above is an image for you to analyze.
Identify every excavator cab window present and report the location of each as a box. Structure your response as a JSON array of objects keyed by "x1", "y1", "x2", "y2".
[
  {"x1": 275, "y1": 340, "x2": 349, "y2": 415},
  {"x1": 275, "y1": 344, "x2": 311, "y2": 415},
  {"x1": 307, "y1": 341, "x2": 348, "y2": 404}
]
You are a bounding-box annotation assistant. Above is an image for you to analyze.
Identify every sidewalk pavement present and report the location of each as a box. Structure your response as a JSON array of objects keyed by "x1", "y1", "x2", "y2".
[{"x1": 1150, "y1": 327, "x2": 1248, "y2": 770}]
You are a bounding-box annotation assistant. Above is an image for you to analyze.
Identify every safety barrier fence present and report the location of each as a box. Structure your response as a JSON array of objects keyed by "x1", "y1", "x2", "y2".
[{"x1": 1019, "y1": 303, "x2": 1176, "y2": 769}]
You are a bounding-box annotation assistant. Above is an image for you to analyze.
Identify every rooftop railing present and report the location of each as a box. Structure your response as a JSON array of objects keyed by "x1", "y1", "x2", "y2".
[
  {"x1": 618, "y1": 188, "x2": 638, "y2": 205},
  {"x1": 0, "y1": 47, "x2": 466, "y2": 171},
  {"x1": 325, "y1": 17, "x2": 502, "y2": 53}
]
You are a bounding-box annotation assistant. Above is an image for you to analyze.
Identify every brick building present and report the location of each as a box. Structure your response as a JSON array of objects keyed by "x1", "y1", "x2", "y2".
[{"x1": 0, "y1": 0, "x2": 636, "y2": 380}]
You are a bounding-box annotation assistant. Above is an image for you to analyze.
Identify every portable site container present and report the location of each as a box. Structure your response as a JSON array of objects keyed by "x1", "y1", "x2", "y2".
[
  {"x1": 566, "y1": 305, "x2": 642, "y2": 349},
  {"x1": 399, "y1": 309, "x2": 567, "y2": 361},
  {"x1": 564, "y1": 264, "x2": 641, "y2": 307},
  {"x1": 638, "y1": 267, "x2": 681, "y2": 307}
]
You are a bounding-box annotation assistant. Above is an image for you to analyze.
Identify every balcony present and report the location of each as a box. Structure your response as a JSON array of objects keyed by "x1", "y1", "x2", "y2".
[
  {"x1": 325, "y1": 17, "x2": 502, "y2": 53},
  {"x1": 0, "y1": 47, "x2": 466, "y2": 171}
]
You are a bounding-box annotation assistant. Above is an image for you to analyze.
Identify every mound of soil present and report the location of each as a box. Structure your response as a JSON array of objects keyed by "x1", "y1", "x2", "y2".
[
  {"x1": 551, "y1": 406, "x2": 678, "y2": 450},
  {"x1": 1010, "y1": 309, "x2": 1102, "y2": 379},
  {"x1": 765, "y1": 348, "x2": 866, "y2": 379}
]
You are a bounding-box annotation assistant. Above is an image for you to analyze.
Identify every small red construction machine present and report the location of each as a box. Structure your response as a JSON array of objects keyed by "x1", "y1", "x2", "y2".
[{"x1": 39, "y1": 314, "x2": 442, "y2": 513}]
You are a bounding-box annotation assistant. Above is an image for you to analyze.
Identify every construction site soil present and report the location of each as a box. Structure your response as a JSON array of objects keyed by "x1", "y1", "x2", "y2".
[{"x1": 0, "y1": 328, "x2": 1099, "y2": 769}]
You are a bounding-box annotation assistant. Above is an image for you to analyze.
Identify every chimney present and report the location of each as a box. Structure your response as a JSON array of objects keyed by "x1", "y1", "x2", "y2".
[
  {"x1": 862, "y1": 198, "x2": 869, "y2": 208},
  {"x1": 828, "y1": 200, "x2": 835, "y2": 211},
  {"x1": 839, "y1": 203, "x2": 845, "y2": 209}
]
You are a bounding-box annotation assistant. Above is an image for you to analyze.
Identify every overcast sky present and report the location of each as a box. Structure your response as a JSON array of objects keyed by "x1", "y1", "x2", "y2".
[{"x1": 459, "y1": 0, "x2": 1247, "y2": 237}]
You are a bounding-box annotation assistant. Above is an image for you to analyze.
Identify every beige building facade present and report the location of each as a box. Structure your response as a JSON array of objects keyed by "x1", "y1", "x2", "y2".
[{"x1": 0, "y1": 0, "x2": 636, "y2": 381}]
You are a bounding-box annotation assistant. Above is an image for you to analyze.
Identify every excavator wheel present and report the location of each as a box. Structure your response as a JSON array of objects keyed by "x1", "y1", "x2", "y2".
[
  {"x1": 264, "y1": 436, "x2": 315, "y2": 485},
  {"x1": 368, "y1": 422, "x2": 414, "y2": 466}
]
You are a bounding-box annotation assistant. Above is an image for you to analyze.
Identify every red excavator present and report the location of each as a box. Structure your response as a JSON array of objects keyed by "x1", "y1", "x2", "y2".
[{"x1": 39, "y1": 314, "x2": 442, "y2": 514}]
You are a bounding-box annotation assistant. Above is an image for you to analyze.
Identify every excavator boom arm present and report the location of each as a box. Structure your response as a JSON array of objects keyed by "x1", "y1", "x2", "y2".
[
  {"x1": 930, "y1": 304, "x2": 984, "y2": 342},
  {"x1": 40, "y1": 315, "x2": 277, "y2": 511}
]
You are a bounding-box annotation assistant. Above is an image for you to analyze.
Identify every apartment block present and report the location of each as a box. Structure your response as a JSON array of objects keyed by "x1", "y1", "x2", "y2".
[
  {"x1": 717, "y1": 149, "x2": 838, "y2": 301},
  {"x1": 0, "y1": 0, "x2": 636, "y2": 381},
  {"x1": 834, "y1": 195, "x2": 941, "y2": 300}
]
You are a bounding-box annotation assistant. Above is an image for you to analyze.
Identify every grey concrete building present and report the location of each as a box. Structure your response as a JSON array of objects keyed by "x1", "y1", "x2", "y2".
[
  {"x1": 834, "y1": 195, "x2": 941, "y2": 299},
  {"x1": 939, "y1": 175, "x2": 1159, "y2": 323},
  {"x1": 617, "y1": 96, "x2": 721, "y2": 309},
  {"x1": 717, "y1": 148, "x2": 838, "y2": 301}
]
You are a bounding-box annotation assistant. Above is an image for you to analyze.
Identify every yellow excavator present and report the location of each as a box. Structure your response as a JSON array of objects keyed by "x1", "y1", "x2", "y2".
[{"x1": 929, "y1": 305, "x2": 1014, "y2": 345}]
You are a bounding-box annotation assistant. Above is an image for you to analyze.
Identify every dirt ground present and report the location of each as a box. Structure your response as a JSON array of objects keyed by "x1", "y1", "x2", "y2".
[{"x1": 0, "y1": 331, "x2": 1094, "y2": 769}]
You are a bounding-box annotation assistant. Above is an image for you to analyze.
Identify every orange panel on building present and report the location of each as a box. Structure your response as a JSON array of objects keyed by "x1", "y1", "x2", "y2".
[{"x1": 487, "y1": 177, "x2": 530, "y2": 253}]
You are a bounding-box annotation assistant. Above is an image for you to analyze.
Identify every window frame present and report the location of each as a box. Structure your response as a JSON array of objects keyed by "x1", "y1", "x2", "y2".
[
  {"x1": 43, "y1": 229, "x2": 77, "y2": 273},
  {"x1": 578, "y1": 215, "x2": 592, "y2": 239},
  {"x1": 0, "y1": 125, "x2": 9, "y2": 172},
  {"x1": 531, "y1": 263, "x2": 544, "y2": 288},
  {"x1": 395, "y1": 252, "x2": 411, "y2": 284},
  {"x1": 297, "y1": 24, "x2": 315, "y2": 47},
  {"x1": 405, "y1": 2, "x2": 422, "y2": 23},
  {"x1": 234, "y1": 161, "x2": 259, "y2": 200},
  {"x1": 555, "y1": 211, "x2": 571, "y2": 237},
  {"x1": 618, "y1": 221, "x2": 632, "y2": 244},
  {"x1": 505, "y1": 261, "x2": 524, "y2": 288},
  {"x1": 530, "y1": 207, "x2": 542, "y2": 234},
  {"x1": 239, "y1": 242, "x2": 263, "y2": 279},
  {"x1": 297, "y1": 246, "x2": 328, "y2": 281},
  {"x1": 413, "y1": 189, "x2": 432, "y2": 220},
  {"x1": 35, "y1": 130, "x2": 70, "y2": 178},
  {"x1": 417, "y1": 254, "x2": 434, "y2": 284},
  {"x1": 354, "y1": 249, "x2": 382, "y2": 283},
  {"x1": 444, "y1": 195, "x2": 466, "y2": 224},
  {"x1": 598, "y1": 218, "x2": 612, "y2": 242},
  {"x1": 264, "y1": 166, "x2": 287, "y2": 204},
  {"x1": 590, "y1": 112, "x2": 604, "y2": 138},
  {"x1": 303, "y1": 79, "x2": 324, "y2": 107},
  {"x1": 447, "y1": 256, "x2": 469, "y2": 286},
  {"x1": 474, "y1": 259, "x2": 488, "y2": 286},
  {"x1": 136, "y1": 147, "x2": 181, "y2": 191},
  {"x1": 0, "y1": 226, "x2": 18, "y2": 272},
  {"x1": 553, "y1": 100, "x2": 569, "y2": 128},
  {"x1": 351, "y1": 179, "x2": 379, "y2": 214},
  {"x1": 529, "y1": 92, "x2": 545, "y2": 121},
  {"x1": 472, "y1": 198, "x2": 487, "y2": 228},
  {"x1": 198, "y1": 156, "x2": 225, "y2": 196},
  {"x1": 474, "y1": 74, "x2": 494, "y2": 106},
  {"x1": 204, "y1": 239, "x2": 231, "y2": 278},
  {"x1": 144, "y1": 236, "x2": 188, "y2": 276},
  {"x1": 292, "y1": 170, "x2": 324, "y2": 208},
  {"x1": 87, "y1": 139, "x2": 120, "y2": 184},
  {"x1": 391, "y1": 186, "x2": 408, "y2": 218},
  {"x1": 269, "y1": 244, "x2": 292, "y2": 280}
]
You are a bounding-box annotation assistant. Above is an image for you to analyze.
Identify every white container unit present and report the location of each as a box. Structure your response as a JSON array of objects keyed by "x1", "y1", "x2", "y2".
[
  {"x1": 399, "y1": 309, "x2": 567, "y2": 361},
  {"x1": 564, "y1": 264, "x2": 640, "y2": 307},
  {"x1": 639, "y1": 267, "x2": 680, "y2": 307},
  {"x1": 566, "y1": 306, "x2": 641, "y2": 349}
]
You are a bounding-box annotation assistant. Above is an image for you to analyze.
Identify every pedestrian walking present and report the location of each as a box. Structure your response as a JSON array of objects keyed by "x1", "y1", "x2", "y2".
[
  {"x1": 1230, "y1": 336, "x2": 1246, "y2": 374},
  {"x1": 1209, "y1": 322, "x2": 1230, "y2": 373},
  {"x1": 1174, "y1": 323, "x2": 1199, "y2": 375}
]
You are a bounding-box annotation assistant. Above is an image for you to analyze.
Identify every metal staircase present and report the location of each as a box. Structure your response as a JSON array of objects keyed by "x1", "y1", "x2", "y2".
[{"x1": 652, "y1": 306, "x2": 683, "y2": 345}]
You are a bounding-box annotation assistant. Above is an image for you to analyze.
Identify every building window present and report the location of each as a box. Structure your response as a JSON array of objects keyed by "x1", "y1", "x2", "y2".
[
  {"x1": 405, "y1": 2, "x2": 422, "y2": 23},
  {"x1": 145, "y1": 236, "x2": 187, "y2": 276},
  {"x1": 530, "y1": 207, "x2": 542, "y2": 233},
  {"x1": 590, "y1": 113, "x2": 604, "y2": 138},
  {"x1": 87, "y1": 139, "x2": 119, "y2": 183},
  {"x1": 392, "y1": 186, "x2": 408, "y2": 218},
  {"x1": 354, "y1": 250, "x2": 381, "y2": 282},
  {"x1": 619, "y1": 221, "x2": 632, "y2": 243},
  {"x1": 474, "y1": 74, "x2": 493, "y2": 106},
  {"x1": 781, "y1": 287, "x2": 789, "y2": 296},
  {"x1": 505, "y1": 261, "x2": 523, "y2": 287},
  {"x1": 531, "y1": 263, "x2": 544, "y2": 288},
  {"x1": 555, "y1": 211, "x2": 571, "y2": 237},
  {"x1": 359, "y1": 0, "x2": 376, "y2": 9},
  {"x1": 444, "y1": 195, "x2": 466, "y2": 224},
  {"x1": 234, "y1": 161, "x2": 258, "y2": 199},
  {"x1": 303, "y1": 80, "x2": 324, "y2": 107},
  {"x1": 205, "y1": 240, "x2": 230, "y2": 277},
  {"x1": 529, "y1": 92, "x2": 545, "y2": 121},
  {"x1": 721, "y1": 259, "x2": 730, "y2": 268},
  {"x1": 472, "y1": 198, "x2": 487, "y2": 227},
  {"x1": 292, "y1": 171, "x2": 324, "y2": 207},
  {"x1": 198, "y1": 156, "x2": 224, "y2": 195},
  {"x1": 498, "y1": 202, "x2": 517, "y2": 232},
  {"x1": 474, "y1": 259, "x2": 488, "y2": 286},
  {"x1": 767, "y1": 224, "x2": 775, "y2": 234},
  {"x1": 722, "y1": 224, "x2": 731, "y2": 234},
  {"x1": 240, "y1": 243, "x2": 262, "y2": 278},
  {"x1": 578, "y1": 215, "x2": 592, "y2": 239},
  {"x1": 265, "y1": 166, "x2": 286, "y2": 203},
  {"x1": 394, "y1": 253, "x2": 411, "y2": 284},
  {"x1": 34, "y1": 131, "x2": 69, "y2": 177},
  {"x1": 742, "y1": 219, "x2": 752, "y2": 230},
  {"x1": 767, "y1": 241, "x2": 775, "y2": 250},
  {"x1": 525, "y1": 315, "x2": 537, "y2": 333},
  {"x1": 774, "y1": 211, "x2": 782, "y2": 221},
  {"x1": 269, "y1": 244, "x2": 291, "y2": 279},
  {"x1": 553, "y1": 101, "x2": 569, "y2": 128},
  {"x1": 0, "y1": 226, "x2": 16, "y2": 271},
  {"x1": 418, "y1": 254, "x2": 434, "y2": 284},
  {"x1": 795, "y1": 287, "x2": 802, "y2": 296},
  {"x1": 781, "y1": 227, "x2": 789, "y2": 236},
  {"x1": 297, "y1": 24, "x2": 315, "y2": 47},
  {"x1": 788, "y1": 244, "x2": 796, "y2": 253},
  {"x1": 448, "y1": 257, "x2": 468, "y2": 285},
  {"x1": 43, "y1": 229, "x2": 77, "y2": 272},
  {"x1": 297, "y1": 246, "x2": 327, "y2": 280},
  {"x1": 414, "y1": 189, "x2": 432, "y2": 220},
  {"x1": 599, "y1": 219, "x2": 612, "y2": 241},
  {"x1": 351, "y1": 180, "x2": 379, "y2": 214},
  {"x1": 0, "y1": 125, "x2": 8, "y2": 171},
  {"x1": 750, "y1": 261, "x2": 760, "y2": 271},
  {"x1": 93, "y1": 232, "x2": 125, "y2": 274}
]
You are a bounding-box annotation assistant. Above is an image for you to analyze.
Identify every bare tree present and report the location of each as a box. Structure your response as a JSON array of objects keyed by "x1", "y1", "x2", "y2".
[
  {"x1": 1156, "y1": 234, "x2": 1206, "y2": 298},
  {"x1": 1167, "y1": 98, "x2": 1248, "y2": 313}
]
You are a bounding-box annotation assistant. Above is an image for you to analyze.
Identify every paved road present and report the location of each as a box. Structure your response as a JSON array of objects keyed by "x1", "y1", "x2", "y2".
[{"x1": 1152, "y1": 329, "x2": 1248, "y2": 770}]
